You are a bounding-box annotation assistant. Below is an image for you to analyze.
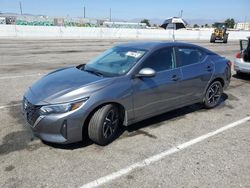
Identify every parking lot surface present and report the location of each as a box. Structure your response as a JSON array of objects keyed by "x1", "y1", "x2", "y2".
[{"x1": 0, "y1": 39, "x2": 249, "y2": 188}]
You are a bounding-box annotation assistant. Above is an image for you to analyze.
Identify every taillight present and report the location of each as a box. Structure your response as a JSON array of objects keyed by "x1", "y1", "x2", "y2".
[{"x1": 236, "y1": 52, "x2": 242, "y2": 59}]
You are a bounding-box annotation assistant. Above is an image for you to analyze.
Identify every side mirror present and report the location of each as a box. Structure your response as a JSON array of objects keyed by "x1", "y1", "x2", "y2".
[{"x1": 135, "y1": 68, "x2": 156, "y2": 78}]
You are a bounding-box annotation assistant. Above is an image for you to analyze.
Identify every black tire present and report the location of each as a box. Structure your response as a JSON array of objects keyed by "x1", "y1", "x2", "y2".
[
  {"x1": 88, "y1": 104, "x2": 120, "y2": 145},
  {"x1": 204, "y1": 81, "x2": 223, "y2": 109},
  {"x1": 223, "y1": 34, "x2": 228, "y2": 43},
  {"x1": 210, "y1": 34, "x2": 216, "y2": 43}
]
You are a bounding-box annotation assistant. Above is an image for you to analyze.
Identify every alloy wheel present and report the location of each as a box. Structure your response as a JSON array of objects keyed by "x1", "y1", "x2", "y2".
[
  {"x1": 102, "y1": 109, "x2": 119, "y2": 139},
  {"x1": 207, "y1": 82, "x2": 222, "y2": 106}
]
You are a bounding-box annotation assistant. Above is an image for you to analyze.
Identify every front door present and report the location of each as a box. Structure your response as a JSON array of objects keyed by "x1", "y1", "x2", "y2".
[{"x1": 132, "y1": 47, "x2": 182, "y2": 121}]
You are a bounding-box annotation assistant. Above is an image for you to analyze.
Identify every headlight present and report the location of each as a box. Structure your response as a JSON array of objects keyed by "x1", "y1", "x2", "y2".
[{"x1": 39, "y1": 97, "x2": 89, "y2": 115}]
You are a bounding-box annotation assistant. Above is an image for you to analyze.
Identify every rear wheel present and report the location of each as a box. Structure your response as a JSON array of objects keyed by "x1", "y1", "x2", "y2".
[
  {"x1": 204, "y1": 81, "x2": 223, "y2": 108},
  {"x1": 88, "y1": 104, "x2": 120, "y2": 145}
]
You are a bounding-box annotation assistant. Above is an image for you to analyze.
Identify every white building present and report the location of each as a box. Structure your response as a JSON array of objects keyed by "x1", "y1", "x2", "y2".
[{"x1": 235, "y1": 22, "x2": 250, "y2": 30}]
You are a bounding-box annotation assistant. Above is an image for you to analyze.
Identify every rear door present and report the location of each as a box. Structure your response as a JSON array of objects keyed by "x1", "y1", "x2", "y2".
[{"x1": 176, "y1": 46, "x2": 213, "y2": 102}]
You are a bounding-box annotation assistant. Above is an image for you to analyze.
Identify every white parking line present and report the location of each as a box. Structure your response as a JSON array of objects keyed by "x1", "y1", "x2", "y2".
[
  {"x1": 0, "y1": 103, "x2": 22, "y2": 109},
  {"x1": 0, "y1": 73, "x2": 44, "y2": 80},
  {"x1": 80, "y1": 116, "x2": 250, "y2": 188}
]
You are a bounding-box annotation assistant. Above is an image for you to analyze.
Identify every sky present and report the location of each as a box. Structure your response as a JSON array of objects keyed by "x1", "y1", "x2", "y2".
[{"x1": 0, "y1": 0, "x2": 250, "y2": 22}]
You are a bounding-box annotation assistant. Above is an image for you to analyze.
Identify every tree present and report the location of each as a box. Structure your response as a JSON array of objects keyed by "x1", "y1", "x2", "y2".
[
  {"x1": 224, "y1": 18, "x2": 235, "y2": 28},
  {"x1": 205, "y1": 24, "x2": 209, "y2": 28},
  {"x1": 193, "y1": 24, "x2": 199, "y2": 28},
  {"x1": 140, "y1": 19, "x2": 151, "y2": 27}
]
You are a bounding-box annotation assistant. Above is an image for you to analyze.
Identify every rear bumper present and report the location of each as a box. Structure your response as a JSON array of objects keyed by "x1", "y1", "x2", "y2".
[{"x1": 234, "y1": 58, "x2": 250, "y2": 73}]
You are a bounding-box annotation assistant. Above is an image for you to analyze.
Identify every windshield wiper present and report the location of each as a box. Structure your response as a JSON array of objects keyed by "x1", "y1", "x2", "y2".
[{"x1": 84, "y1": 69, "x2": 104, "y2": 77}]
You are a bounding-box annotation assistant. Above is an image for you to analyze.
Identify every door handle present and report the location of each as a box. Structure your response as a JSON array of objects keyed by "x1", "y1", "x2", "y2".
[
  {"x1": 206, "y1": 65, "x2": 213, "y2": 72},
  {"x1": 171, "y1": 75, "x2": 180, "y2": 81}
]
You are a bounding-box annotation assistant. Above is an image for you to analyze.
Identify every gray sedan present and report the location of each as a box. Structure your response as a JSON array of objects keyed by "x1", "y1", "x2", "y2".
[{"x1": 22, "y1": 42, "x2": 231, "y2": 145}]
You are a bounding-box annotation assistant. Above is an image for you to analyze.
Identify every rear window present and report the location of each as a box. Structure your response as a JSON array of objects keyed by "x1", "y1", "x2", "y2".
[{"x1": 177, "y1": 47, "x2": 207, "y2": 67}]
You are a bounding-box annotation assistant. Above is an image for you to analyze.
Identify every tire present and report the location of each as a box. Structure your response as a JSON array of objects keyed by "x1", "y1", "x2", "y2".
[
  {"x1": 223, "y1": 34, "x2": 228, "y2": 43},
  {"x1": 210, "y1": 34, "x2": 216, "y2": 43},
  {"x1": 204, "y1": 81, "x2": 223, "y2": 109},
  {"x1": 88, "y1": 104, "x2": 120, "y2": 145}
]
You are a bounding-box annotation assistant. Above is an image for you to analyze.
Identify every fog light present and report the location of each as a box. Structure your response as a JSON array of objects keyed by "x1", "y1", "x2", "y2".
[{"x1": 60, "y1": 120, "x2": 67, "y2": 139}]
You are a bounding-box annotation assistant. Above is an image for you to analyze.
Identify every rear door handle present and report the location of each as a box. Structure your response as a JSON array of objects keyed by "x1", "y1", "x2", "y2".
[
  {"x1": 207, "y1": 65, "x2": 213, "y2": 72},
  {"x1": 171, "y1": 75, "x2": 180, "y2": 81}
]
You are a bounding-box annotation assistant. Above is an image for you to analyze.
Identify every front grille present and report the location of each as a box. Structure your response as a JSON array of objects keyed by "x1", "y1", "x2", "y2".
[{"x1": 23, "y1": 98, "x2": 40, "y2": 126}]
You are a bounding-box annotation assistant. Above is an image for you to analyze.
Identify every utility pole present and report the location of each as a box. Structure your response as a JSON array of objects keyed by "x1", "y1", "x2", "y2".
[
  {"x1": 19, "y1": 1, "x2": 23, "y2": 15},
  {"x1": 180, "y1": 10, "x2": 183, "y2": 18},
  {"x1": 109, "y1": 8, "x2": 112, "y2": 22},
  {"x1": 83, "y1": 0, "x2": 86, "y2": 18},
  {"x1": 84, "y1": 6, "x2": 86, "y2": 18}
]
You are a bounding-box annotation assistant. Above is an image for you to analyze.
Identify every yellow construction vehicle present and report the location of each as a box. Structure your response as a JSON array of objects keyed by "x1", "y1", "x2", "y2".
[{"x1": 210, "y1": 22, "x2": 229, "y2": 43}]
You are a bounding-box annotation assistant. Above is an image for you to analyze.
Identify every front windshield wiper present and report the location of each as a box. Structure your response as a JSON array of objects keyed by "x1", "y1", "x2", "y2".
[{"x1": 84, "y1": 69, "x2": 104, "y2": 77}]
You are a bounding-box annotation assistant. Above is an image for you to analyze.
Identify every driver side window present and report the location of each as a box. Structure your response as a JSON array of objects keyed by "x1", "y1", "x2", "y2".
[{"x1": 142, "y1": 47, "x2": 175, "y2": 72}]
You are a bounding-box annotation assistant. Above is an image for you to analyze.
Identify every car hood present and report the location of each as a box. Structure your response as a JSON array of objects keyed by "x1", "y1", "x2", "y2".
[{"x1": 25, "y1": 67, "x2": 115, "y2": 105}]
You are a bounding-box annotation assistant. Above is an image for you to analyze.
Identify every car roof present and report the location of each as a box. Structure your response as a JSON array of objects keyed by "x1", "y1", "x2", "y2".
[{"x1": 116, "y1": 41, "x2": 203, "y2": 51}]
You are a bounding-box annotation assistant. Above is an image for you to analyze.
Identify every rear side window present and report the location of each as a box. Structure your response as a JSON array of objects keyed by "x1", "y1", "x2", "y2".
[
  {"x1": 142, "y1": 47, "x2": 175, "y2": 72},
  {"x1": 177, "y1": 47, "x2": 206, "y2": 67}
]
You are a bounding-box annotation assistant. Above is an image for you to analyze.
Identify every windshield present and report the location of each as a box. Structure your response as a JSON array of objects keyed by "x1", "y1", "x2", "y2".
[
  {"x1": 84, "y1": 47, "x2": 147, "y2": 77},
  {"x1": 214, "y1": 23, "x2": 226, "y2": 29}
]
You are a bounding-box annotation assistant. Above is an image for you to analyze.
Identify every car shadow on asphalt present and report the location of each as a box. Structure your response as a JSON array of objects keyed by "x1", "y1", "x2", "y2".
[
  {"x1": 119, "y1": 93, "x2": 228, "y2": 136},
  {"x1": 5, "y1": 94, "x2": 228, "y2": 151},
  {"x1": 40, "y1": 93, "x2": 229, "y2": 150},
  {"x1": 42, "y1": 103, "x2": 209, "y2": 150},
  {"x1": 233, "y1": 73, "x2": 250, "y2": 81},
  {"x1": 42, "y1": 139, "x2": 94, "y2": 150}
]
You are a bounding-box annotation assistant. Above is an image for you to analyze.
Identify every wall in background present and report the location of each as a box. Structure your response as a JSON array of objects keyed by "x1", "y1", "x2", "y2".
[{"x1": 0, "y1": 25, "x2": 250, "y2": 40}]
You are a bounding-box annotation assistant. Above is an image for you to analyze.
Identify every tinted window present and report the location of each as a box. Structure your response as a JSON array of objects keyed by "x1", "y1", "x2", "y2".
[
  {"x1": 142, "y1": 48, "x2": 175, "y2": 72},
  {"x1": 177, "y1": 47, "x2": 206, "y2": 67}
]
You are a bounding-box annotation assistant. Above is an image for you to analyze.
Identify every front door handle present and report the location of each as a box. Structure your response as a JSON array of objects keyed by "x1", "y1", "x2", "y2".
[{"x1": 171, "y1": 75, "x2": 180, "y2": 81}]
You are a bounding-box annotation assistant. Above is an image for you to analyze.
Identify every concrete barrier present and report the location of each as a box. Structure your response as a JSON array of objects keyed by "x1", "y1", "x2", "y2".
[{"x1": 0, "y1": 25, "x2": 250, "y2": 40}]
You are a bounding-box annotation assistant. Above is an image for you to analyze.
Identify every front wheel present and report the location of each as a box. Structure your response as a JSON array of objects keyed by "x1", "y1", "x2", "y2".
[
  {"x1": 210, "y1": 34, "x2": 216, "y2": 43},
  {"x1": 223, "y1": 34, "x2": 228, "y2": 43},
  {"x1": 88, "y1": 104, "x2": 120, "y2": 145},
  {"x1": 204, "y1": 81, "x2": 223, "y2": 109}
]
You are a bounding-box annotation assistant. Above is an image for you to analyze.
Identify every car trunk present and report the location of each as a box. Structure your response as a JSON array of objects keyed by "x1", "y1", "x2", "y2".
[{"x1": 241, "y1": 38, "x2": 250, "y2": 63}]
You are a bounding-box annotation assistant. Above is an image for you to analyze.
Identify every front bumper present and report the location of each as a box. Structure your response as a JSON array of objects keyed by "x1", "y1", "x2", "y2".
[{"x1": 22, "y1": 101, "x2": 88, "y2": 144}]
